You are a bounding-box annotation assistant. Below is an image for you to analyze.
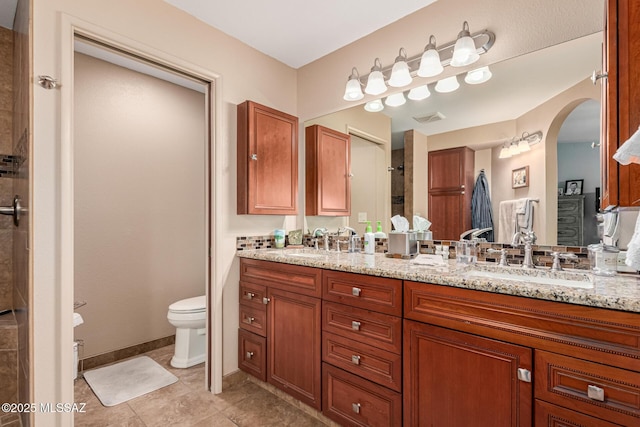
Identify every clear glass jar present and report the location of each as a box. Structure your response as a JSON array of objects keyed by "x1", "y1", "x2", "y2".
[{"x1": 588, "y1": 243, "x2": 619, "y2": 276}]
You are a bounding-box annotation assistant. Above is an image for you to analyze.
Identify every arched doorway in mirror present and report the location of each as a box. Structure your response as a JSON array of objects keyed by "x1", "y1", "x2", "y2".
[{"x1": 552, "y1": 99, "x2": 602, "y2": 246}]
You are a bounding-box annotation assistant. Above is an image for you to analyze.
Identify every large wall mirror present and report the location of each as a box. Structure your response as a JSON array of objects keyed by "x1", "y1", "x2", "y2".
[{"x1": 304, "y1": 15, "x2": 603, "y2": 247}]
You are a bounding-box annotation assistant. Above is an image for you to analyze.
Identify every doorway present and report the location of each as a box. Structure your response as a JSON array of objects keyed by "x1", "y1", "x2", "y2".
[{"x1": 72, "y1": 37, "x2": 212, "y2": 390}]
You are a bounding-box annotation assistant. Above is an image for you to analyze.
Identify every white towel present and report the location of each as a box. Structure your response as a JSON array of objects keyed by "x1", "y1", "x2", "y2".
[
  {"x1": 613, "y1": 126, "x2": 640, "y2": 165},
  {"x1": 498, "y1": 200, "x2": 518, "y2": 243},
  {"x1": 625, "y1": 211, "x2": 640, "y2": 270},
  {"x1": 516, "y1": 198, "x2": 533, "y2": 231}
]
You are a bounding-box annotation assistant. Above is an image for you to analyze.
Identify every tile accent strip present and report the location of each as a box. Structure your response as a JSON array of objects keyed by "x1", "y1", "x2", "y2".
[{"x1": 0, "y1": 155, "x2": 19, "y2": 178}]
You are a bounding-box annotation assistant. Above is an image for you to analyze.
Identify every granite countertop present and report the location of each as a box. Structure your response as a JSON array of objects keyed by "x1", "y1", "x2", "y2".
[{"x1": 236, "y1": 248, "x2": 640, "y2": 313}]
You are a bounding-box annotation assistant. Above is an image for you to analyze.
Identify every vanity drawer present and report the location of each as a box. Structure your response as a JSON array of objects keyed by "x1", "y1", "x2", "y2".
[
  {"x1": 323, "y1": 270, "x2": 402, "y2": 316},
  {"x1": 535, "y1": 400, "x2": 621, "y2": 427},
  {"x1": 238, "y1": 329, "x2": 266, "y2": 382},
  {"x1": 535, "y1": 350, "x2": 640, "y2": 426},
  {"x1": 239, "y1": 304, "x2": 267, "y2": 337},
  {"x1": 239, "y1": 281, "x2": 267, "y2": 309},
  {"x1": 322, "y1": 331, "x2": 402, "y2": 392},
  {"x1": 240, "y1": 258, "x2": 322, "y2": 297},
  {"x1": 322, "y1": 363, "x2": 402, "y2": 427},
  {"x1": 322, "y1": 301, "x2": 402, "y2": 354}
]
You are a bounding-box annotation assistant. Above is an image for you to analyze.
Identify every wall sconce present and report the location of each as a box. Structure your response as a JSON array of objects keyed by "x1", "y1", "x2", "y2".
[
  {"x1": 435, "y1": 75, "x2": 460, "y2": 93},
  {"x1": 385, "y1": 92, "x2": 407, "y2": 107},
  {"x1": 343, "y1": 22, "x2": 495, "y2": 101},
  {"x1": 364, "y1": 99, "x2": 384, "y2": 112},
  {"x1": 464, "y1": 66, "x2": 492, "y2": 84},
  {"x1": 498, "y1": 131, "x2": 543, "y2": 159}
]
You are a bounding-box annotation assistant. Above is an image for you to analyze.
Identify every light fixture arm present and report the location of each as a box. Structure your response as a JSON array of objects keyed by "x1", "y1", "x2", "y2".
[{"x1": 355, "y1": 29, "x2": 495, "y2": 86}]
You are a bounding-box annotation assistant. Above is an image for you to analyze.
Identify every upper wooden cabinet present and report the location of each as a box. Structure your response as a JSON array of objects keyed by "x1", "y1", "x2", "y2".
[
  {"x1": 428, "y1": 147, "x2": 475, "y2": 239},
  {"x1": 305, "y1": 125, "x2": 351, "y2": 216},
  {"x1": 603, "y1": 0, "x2": 640, "y2": 207},
  {"x1": 237, "y1": 100, "x2": 299, "y2": 215}
]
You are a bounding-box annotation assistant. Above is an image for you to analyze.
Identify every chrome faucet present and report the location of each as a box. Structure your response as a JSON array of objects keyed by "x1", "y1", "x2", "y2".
[
  {"x1": 460, "y1": 227, "x2": 492, "y2": 241},
  {"x1": 342, "y1": 227, "x2": 360, "y2": 253},
  {"x1": 512, "y1": 230, "x2": 537, "y2": 269},
  {"x1": 311, "y1": 227, "x2": 329, "y2": 251}
]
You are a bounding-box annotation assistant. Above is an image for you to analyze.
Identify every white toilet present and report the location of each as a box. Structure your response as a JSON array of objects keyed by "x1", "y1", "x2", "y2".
[{"x1": 167, "y1": 295, "x2": 206, "y2": 368}]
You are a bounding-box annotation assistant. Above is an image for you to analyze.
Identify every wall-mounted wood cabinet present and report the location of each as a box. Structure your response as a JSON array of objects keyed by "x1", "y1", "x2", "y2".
[
  {"x1": 305, "y1": 125, "x2": 351, "y2": 216},
  {"x1": 237, "y1": 100, "x2": 299, "y2": 215},
  {"x1": 603, "y1": 0, "x2": 640, "y2": 208},
  {"x1": 428, "y1": 147, "x2": 475, "y2": 239}
]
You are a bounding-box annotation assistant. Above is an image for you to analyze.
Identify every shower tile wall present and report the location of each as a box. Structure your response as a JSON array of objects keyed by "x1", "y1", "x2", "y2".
[
  {"x1": 391, "y1": 148, "x2": 404, "y2": 217},
  {"x1": 0, "y1": 25, "x2": 17, "y2": 407},
  {"x1": 13, "y1": 0, "x2": 32, "y2": 423},
  {"x1": 0, "y1": 26, "x2": 13, "y2": 312}
]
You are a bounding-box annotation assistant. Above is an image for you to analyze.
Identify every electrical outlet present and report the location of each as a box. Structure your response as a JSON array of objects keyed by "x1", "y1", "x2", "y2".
[{"x1": 358, "y1": 212, "x2": 367, "y2": 223}]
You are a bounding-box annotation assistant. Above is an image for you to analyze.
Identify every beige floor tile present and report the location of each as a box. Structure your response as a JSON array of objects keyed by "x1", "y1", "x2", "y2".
[
  {"x1": 131, "y1": 389, "x2": 224, "y2": 427},
  {"x1": 74, "y1": 392, "x2": 138, "y2": 427}
]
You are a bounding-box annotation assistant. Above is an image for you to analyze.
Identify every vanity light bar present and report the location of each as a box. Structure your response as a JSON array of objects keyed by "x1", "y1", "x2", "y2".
[{"x1": 349, "y1": 29, "x2": 495, "y2": 91}]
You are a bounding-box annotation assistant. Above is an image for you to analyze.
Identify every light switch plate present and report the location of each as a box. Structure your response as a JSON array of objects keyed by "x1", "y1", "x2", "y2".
[{"x1": 358, "y1": 212, "x2": 367, "y2": 223}]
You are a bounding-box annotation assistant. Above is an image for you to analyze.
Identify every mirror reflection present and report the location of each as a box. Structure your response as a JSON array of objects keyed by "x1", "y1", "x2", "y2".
[{"x1": 305, "y1": 31, "x2": 603, "y2": 246}]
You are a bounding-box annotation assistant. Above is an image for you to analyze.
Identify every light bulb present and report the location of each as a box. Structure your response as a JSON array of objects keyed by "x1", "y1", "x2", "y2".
[
  {"x1": 408, "y1": 85, "x2": 431, "y2": 101},
  {"x1": 499, "y1": 146, "x2": 511, "y2": 159},
  {"x1": 451, "y1": 21, "x2": 480, "y2": 67},
  {"x1": 343, "y1": 68, "x2": 364, "y2": 101},
  {"x1": 384, "y1": 92, "x2": 406, "y2": 107},
  {"x1": 464, "y1": 66, "x2": 492, "y2": 85},
  {"x1": 435, "y1": 76, "x2": 459, "y2": 93},
  {"x1": 364, "y1": 58, "x2": 387, "y2": 95},
  {"x1": 417, "y1": 36, "x2": 444, "y2": 78},
  {"x1": 364, "y1": 99, "x2": 384, "y2": 112},
  {"x1": 388, "y1": 48, "x2": 412, "y2": 87}
]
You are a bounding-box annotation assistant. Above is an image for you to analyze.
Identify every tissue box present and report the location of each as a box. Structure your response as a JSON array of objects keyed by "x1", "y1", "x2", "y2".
[{"x1": 388, "y1": 231, "x2": 418, "y2": 256}]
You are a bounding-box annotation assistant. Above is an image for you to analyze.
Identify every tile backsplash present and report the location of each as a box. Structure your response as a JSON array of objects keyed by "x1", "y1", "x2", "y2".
[{"x1": 236, "y1": 234, "x2": 592, "y2": 270}]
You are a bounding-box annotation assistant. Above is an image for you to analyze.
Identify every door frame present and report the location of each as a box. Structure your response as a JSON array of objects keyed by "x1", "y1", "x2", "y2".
[{"x1": 58, "y1": 13, "x2": 223, "y2": 402}]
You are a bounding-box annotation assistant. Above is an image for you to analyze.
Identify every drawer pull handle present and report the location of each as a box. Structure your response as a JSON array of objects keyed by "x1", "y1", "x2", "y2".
[
  {"x1": 351, "y1": 355, "x2": 361, "y2": 365},
  {"x1": 243, "y1": 316, "x2": 255, "y2": 324},
  {"x1": 244, "y1": 292, "x2": 255, "y2": 300},
  {"x1": 587, "y1": 384, "x2": 605, "y2": 402},
  {"x1": 517, "y1": 368, "x2": 532, "y2": 383},
  {"x1": 351, "y1": 321, "x2": 361, "y2": 331},
  {"x1": 352, "y1": 403, "x2": 361, "y2": 414},
  {"x1": 262, "y1": 297, "x2": 270, "y2": 305},
  {"x1": 352, "y1": 287, "x2": 361, "y2": 296},
  {"x1": 246, "y1": 351, "x2": 254, "y2": 359}
]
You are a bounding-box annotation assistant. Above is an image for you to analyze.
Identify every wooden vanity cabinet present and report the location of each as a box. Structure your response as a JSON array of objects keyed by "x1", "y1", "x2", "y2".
[
  {"x1": 404, "y1": 281, "x2": 640, "y2": 427},
  {"x1": 237, "y1": 100, "x2": 299, "y2": 215},
  {"x1": 238, "y1": 258, "x2": 322, "y2": 409},
  {"x1": 305, "y1": 124, "x2": 351, "y2": 216},
  {"x1": 321, "y1": 271, "x2": 403, "y2": 426},
  {"x1": 603, "y1": 0, "x2": 640, "y2": 208},
  {"x1": 428, "y1": 147, "x2": 475, "y2": 239}
]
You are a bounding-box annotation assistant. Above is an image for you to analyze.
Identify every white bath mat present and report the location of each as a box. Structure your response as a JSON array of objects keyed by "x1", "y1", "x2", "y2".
[{"x1": 83, "y1": 356, "x2": 178, "y2": 406}]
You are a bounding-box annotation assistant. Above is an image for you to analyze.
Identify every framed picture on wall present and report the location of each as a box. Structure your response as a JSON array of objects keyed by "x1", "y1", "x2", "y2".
[
  {"x1": 564, "y1": 179, "x2": 584, "y2": 195},
  {"x1": 512, "y1": 166, "x2": 529, "y2": 189}
]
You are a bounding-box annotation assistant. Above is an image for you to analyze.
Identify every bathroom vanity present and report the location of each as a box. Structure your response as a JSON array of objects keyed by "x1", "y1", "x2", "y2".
[{"x1": 236, "y1": 250, "x2": 640, "y2": 426}]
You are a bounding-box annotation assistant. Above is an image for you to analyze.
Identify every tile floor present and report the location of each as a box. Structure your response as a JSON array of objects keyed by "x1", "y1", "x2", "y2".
[{"x1": 74, "y1": 345, "x2": 329, "y2": 427}]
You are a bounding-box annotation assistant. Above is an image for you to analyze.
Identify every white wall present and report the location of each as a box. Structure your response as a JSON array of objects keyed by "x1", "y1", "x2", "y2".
[{"x1": 558, "y1": 143, "x2": 600, "y2": 193}]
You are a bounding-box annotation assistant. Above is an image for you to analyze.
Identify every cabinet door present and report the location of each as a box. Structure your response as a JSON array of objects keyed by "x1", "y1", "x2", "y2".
[
  {"x1": 535, "y1": 400, "x2": 621, "y2": 427},
  {"x1": 428, "y1": 191, "x2": 469, "y2": 240},
  {"x1": 305, "y1": 125, "x2": 351, "y2": 216},
  {"x1": 267, "y1": 287, "x2": 321, "y2": 410},
  {"x1": 404, "y1": 320, "x2": 533, "y2": 427},
  {"x1": 428, "y1": 147, "x2": 474, "y2": 191},
  {"x1": 237, "y1": 100, "x2": 298, "y2": 215},
  {"x1": 604, "y1": 0, "x2": 640, "y2": 207}
]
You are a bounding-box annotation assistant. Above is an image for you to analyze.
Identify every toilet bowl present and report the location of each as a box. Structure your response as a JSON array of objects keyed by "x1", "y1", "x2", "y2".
[{"x1": 167, "y1": 295, "x2": 206, "y2": 368}]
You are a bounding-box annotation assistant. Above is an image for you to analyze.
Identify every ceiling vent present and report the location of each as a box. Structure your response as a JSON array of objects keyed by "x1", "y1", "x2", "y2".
[{"x1": 413, "y1": 111, "x2": 446, "y2": 124}]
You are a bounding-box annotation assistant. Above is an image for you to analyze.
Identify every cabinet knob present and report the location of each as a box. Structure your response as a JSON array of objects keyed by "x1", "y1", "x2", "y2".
[
  {"x1": 262, "y1": 297, "x2": 270, "y2": 305},
  {"x1": 351, "y1": 320, "x2": 361, "y2": 331},
  {"x1": 243, "y1": 316, "x2": 255, "y2": 324},
  {"x1": 250, "y1": 153, "x2": 258, "y2": 161},
  {"x1": 351, "y1": 355, "x2": 361, "y2": 365},
  {"x1": 246, "y1": 351, "x2": 254, "y2": 359},
  {"x1": 244, "y1": 292, "x2": 255, "y2": 300},
  {"x1": 517, "y1": 368, "x2": 532, "y2": 383},
  {"x1": 351, "y1": 287, "x2": 361, "y2": 296},
  {"x1": 587, "y1": 384, "x2": 605, "y2": 401},
  {"x1": 591, "y1": 70, "x2": 608, "y2": 85},
  {"x1": 352, "y1": 403, "x2": 361, "y2": 414}
]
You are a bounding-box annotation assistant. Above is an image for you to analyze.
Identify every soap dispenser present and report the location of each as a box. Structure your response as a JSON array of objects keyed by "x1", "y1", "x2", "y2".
[
  {"x1": 374, "y1": 220, "x2": 387, "y2": 238},
  {"x1": 364, "y1": 221, "x2": 375, "y2": 254}
]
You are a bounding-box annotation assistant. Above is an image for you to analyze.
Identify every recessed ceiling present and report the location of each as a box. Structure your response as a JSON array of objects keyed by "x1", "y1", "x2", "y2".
[{"x1": 163, "y1": 0, "x2": 437, "y2": 69}]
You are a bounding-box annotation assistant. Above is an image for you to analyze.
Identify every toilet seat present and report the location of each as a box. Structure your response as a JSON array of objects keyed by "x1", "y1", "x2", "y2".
[{"x1": 168, "y1": 295, "x2": 206, "y2": 314}]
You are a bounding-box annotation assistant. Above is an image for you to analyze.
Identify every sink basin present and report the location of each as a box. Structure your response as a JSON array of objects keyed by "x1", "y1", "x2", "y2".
[{"x1": 464, "y1": 268, "x2": 594, "y2": 289}]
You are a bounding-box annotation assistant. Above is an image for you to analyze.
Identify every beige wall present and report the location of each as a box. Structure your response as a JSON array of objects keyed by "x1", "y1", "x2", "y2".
[
  {"x1": 33, "y1": 0, "x2": 298, "y2": 419},
  {"x1": 73, "y1": 53, "x2": 206, "y2": 358}
]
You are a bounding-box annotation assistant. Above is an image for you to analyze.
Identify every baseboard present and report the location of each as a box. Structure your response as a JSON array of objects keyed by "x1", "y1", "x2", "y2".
[{"x1": 81, "y1": 335, "x2": 175, "y2": 371}]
